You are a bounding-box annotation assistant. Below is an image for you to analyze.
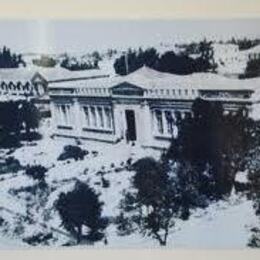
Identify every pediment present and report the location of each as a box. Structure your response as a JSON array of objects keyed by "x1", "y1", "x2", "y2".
[
  {"x1": 31, "y1": 72, "x2": 48, "y2": 84},
  {"x1": 111, "y1": 82, "x2": 144, "y2": 96}
]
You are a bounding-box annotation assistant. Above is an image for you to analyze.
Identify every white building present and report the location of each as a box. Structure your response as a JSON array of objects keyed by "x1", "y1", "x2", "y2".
[
  {"x1": 0, "y1": 67, "x2": 109, "y2": 116},
  {"x1": 48, "y1": 66, "x2": 258, "y2": 149}
]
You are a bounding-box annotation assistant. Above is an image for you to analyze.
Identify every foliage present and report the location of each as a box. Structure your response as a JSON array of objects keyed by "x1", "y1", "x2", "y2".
[
  {"x1": 0, "y1": 156, "x2": 23, "y2": 175},
  {"x1": 166, "y1": 98, "x2": 252, "y2": 199},
  {"x1": 32, "y1": 55, "x2": 57, "y2": 68},
  {"x1": 228, "y1": 37, "x2": 260, "y2": 51},
  {"x1": 240, "y1": 57, "x2": 260, "y2": 79},
  {"x1": 114, "y1": 48, "x2": 159, "y2": 75},
  {"x1": 55, "y1": 181, "x2": 108, "y2": 243},
  {"x1": 117, "y1": 157, "x2": 206, "y2": 246},
  {"x1": 58, "y1": 145, "x2": 88, "y2": 161},
  {"x1": 0, "y1": 100, "x2": 41, "y2": 147},
  {"x1": 113, "y1": 40, "x2": 217, "y2": 76},
  {"x1": 25, "y1": 165, "x2": 47, "y2": 182},
  {"x1": 60, "y1": 52, "x2": 101, "y2": 71},
  {"x1": 0, "y1": 46, "x2": 26, "y2": 68},
  {"x1": 23, "y1": 232, "x2": 54, "y2": 246},
  {"x1": 117, "y1": 99, "x2": 252, "y2": 246}
]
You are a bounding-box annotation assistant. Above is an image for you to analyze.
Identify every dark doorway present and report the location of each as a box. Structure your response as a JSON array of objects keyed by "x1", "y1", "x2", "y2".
[{"x1": 125, "y1": 110, "x2": 137, "y2": 141}]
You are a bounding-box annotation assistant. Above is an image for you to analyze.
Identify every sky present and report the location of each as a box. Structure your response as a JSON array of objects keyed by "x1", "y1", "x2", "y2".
[
  {"x1": 0, "y1": 19, "x2": 259, "y2": 54},
  {"x1": 0, "y1": 0, "x2": 260, "y2": 19}
]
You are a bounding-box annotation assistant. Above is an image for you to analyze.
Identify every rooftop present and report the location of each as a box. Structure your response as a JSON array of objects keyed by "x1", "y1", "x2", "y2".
[
  {"x1": 0, "y1": 67, "x2": 108, "y2": 83},
  {"x1": 49, "y1": 66, "x2": 260, "y2": 92}
]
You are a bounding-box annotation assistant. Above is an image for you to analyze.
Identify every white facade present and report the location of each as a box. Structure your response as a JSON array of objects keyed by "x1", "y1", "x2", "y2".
[{"x1": 49, "y1": 67, "x2": 257, "y2": 149}]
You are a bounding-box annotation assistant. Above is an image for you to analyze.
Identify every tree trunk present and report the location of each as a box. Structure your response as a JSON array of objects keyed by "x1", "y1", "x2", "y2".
[{"x1": 76, "y1": 225, "x2": 82, "y2": 244}]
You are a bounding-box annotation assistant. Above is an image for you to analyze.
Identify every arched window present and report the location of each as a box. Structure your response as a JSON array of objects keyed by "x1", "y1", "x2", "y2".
[
  {"x1": 17, "y1": 81, "x2": 22, "y2": 91},
  {"x1": 23, "y1": 82, "x2": 31, "y2": 93}
]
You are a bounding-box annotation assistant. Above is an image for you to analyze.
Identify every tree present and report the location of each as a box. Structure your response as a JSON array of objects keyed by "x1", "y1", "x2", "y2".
[
  {"x1": 0, "y1": 46, "x2": 26, "y2": 68},
  {"x1": 55, "y1": 181, "x2": 108, "y2": 243},
  {"x1": 32, "y1": 55, "x2": 57, "y2": 68},
  {"x1": 20, "y1": 101, "x2": 40, "y2": 139},
  {"x1": 241, "y1": 57, "x2": 260, "y2": 78},
  {"x1": 114, "y1": 48, "x2": 159, "y2": 75},
  {"x1": 25, "y1": 165, "x2": 47, "y2": 182},
  {"x1": 117, "y1": 157, "x2": 204, "y2": 246},
  {"x1": 166, "y1": 98, "x2": 251, "y2": 198},
  {"x1": 0, "y1": 100, "x2": 41, "y2": 147},
  {"x1": 113, "y1": 41, "x2": 217, "y2": 76}
]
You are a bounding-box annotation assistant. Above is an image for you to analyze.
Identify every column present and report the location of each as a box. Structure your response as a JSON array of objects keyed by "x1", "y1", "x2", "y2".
[
  {"x1": 141, "y1": 101, "x2": 153, "y2": 146},
  {"x1": 73, "y1": 99, "x2": 81, "y2": 136},
  {"x1": 162, "y1": 110, "x2": 167, "y2": 135}
]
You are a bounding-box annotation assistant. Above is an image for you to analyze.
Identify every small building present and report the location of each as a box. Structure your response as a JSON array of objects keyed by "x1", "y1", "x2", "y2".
[
  {"x1": 0, "y1": 67, "x2": 109, "y2": 116},
  {"x1": 48, "y1": 66, "x2": 258, "y2": 149}
]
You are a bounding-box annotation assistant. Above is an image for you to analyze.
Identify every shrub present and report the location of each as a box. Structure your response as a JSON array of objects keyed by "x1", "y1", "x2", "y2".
[
  {"x1": 240, "y1": 57, "x2": 260, "y2": 79},
  {"x1": 32, "y1": 55, "x2": 57, "y2": 68},
  {"x1": 58, "y1": 145, "x2": 88, "y2": 161},
  {"x1": 55, "y1": 181, "x2": 108, "y2": 243},
  {"x1": 101, "y1": 177, "x2": 110, "y2": 188},
  {"x1": 23, "y1": 232, "x2": 54, "y2": 246},
  {"x1": 0, "y1": 156, "x2": 23, "y2": 175},
  {"x1": 25, "y1": 165, "x2": 47, "y2": 181}
]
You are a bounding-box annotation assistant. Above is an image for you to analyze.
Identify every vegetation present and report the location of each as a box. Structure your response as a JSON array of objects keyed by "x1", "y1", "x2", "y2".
[
  {"x1": 60, "y1": 52, "x2": 101, "y2": 71},
  {"x1": 114, "y1": 40, "x2": 217, "y2": 75},
  {"x1": 0, "y1": 156, "x2": 23, "y2": 175},
  {"x1": 240, "y1": 56, "x2": 260, "y2": 79},
  {"x1": 117, "y1": 98, "x2": 253, "y2": 245},
  {"x1": 228, "y1": 37, "x2": 260, "y2": 51},
  {"x1": 25, "y1": 165, "x2": 48, "y2": 182},
  {"x1": 55, "y1": 181, "x2": 108, "y2": 243},
  {"x1": 0, "y1": 100, "x2": 41, "y2": 148},
  {"x1": 116, "y1": 157, "x2": 207, "y2": 246},
  {"x1": 58, "y1": 145, "x2": 88, "y2": 161},
  {"x1": 32, "y1": 55, "x2": 57, "y2": 68},
  {"x1": 0, "y1": 46, "x2": 26, "y2": 68},
  {"x1": 166, "y1": 98, "x2": 251, "y2": 199},
  {"x1": 241, "y1": 120, "x2": 260, "y2": 247}
]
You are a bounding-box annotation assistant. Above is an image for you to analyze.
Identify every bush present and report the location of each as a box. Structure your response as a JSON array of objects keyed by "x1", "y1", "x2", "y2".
[
  {"x1": 0, "y1": 133, "x2": 21, "y2": 149},
  {"x1": 32, "y1": 55, "x2": 57, "y2": 68},
  {"x1": 240, "y1": 57, "x2": 260, "y2": 79},
  {"x1": 58, "y1": 145, "x2": 88, "y2": 161},
  {"x1": 25, "y1": 165, "x2": 47, "y2": 181},
  {"x1": 101, "y1": 177, "x2": 110, "y2": 188},
  {"x1": 0, "y1": 156, "x2": 23, "y2": 175},
  {"x1": 55, "y1": 181, "x2": 108, "y2": 243},
  {"x1": 23, "y1": 232, "x2": 54, "y2": 246}
]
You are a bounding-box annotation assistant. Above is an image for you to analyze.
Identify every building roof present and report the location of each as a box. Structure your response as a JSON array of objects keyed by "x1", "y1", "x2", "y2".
[
  {"x1": 48, "y1": 66, "x2": 260, "y2": 92},
  {"x1": 0, "y1": 68, "x2": 35, "y2": 83},
  {"x1": 0, "y1": 67, "x2": 108, "y2": 84}
]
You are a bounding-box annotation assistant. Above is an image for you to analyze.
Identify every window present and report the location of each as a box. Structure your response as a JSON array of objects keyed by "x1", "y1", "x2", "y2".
[
  {"x1": 172, "y1": 89, "x2": 175, "y2": 95},
  {"x1": 185, "y1": 89, "x2": 188, "y2": 96},
  {"x1": 155, "y1": 110, "x2": 163, "y2": 134},
  {"x1": 83, "y1": 106, "x2": 90, "y2": 126},
  {"x1": 105, "y1": 107, "x2": 112, "y2": 129},
  {"x1": 90, "y1": 106, "x2": 97, "y2": 127},
  {"x1": 160, "y1": 89, "x2": 164, "y2": 95},
  {"x1": 166, "y1": 89, "x2": 170, "y2": 95},
  {"x1": 60, "y1": 105, "x2": 68, "y2": 125},
  {"x1": 56, "y1": 104, "x2": 73, "y2": 126},
  {"x1": 165, "y1": 111, "x2": 173, "y2": 134},
  {"x1": 97, "y1": 107, "x2": 104, "y2": 128},
  {"x1": 178, "y1": 89, "x2": 182, "y2": 96}
]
